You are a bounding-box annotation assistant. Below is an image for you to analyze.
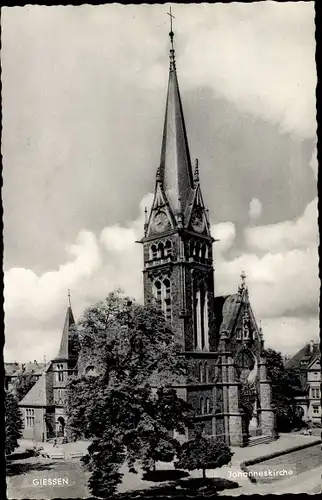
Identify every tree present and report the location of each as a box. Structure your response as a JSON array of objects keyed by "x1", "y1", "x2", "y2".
[
  {"x1": 13, "y1": 372, "x2": 38, "y2": 401},
  {"x1": 5, "y1": 391, "x2": 23, "y2": 455},
  {"x1": 67, "y1": 291, "x2": 194, "y2": 497},
  {"x1": 175, "y1": 429, "x2": 233, "y2": 479},
  {"x1": 264, "y1": 348, "x2": 303, "y2": 431}
]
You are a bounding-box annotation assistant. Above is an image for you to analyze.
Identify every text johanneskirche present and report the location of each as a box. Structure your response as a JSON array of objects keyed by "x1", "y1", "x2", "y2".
[{"x1": 18, "y1": 27, "x2": 276, "y2": 447}]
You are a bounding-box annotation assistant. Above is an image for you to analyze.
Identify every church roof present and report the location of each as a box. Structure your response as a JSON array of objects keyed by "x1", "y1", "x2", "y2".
[
  {"x1": 55, "y1": 306, "x2": 76, "y2": 361},
  {"x1": 214, "y1": 294, "x2": 243, "y2": 336},
  {"x1": 159, "y1": 32, "x2": 194, "y2": 214}
]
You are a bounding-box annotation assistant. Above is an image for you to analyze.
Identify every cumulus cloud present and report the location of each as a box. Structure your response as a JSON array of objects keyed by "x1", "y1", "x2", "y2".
[
  {"x1": 309, "y1": 143, "x2": 318, "y2": 180},
  {"x1": 248, "y1": 198, "x2": 262, "y2": 220},
  {"x1": 4, "y1": 200, "x2": 151, "y2": 362},
  {"x1": 245, "y1": 198, "x2": 318, "y2": 253},
  {"x1": 214, "y1": 191, "x2": 319, "y2": 351},
  {"x1": 181, "y1": 2, "x2": 316, "y2": 139},
  {"x1": 4, "y1": 190, "x2": 319, "y2": 361},
  {"x1": 211, "y1": 222, "x2": 236, "y2": 253}
]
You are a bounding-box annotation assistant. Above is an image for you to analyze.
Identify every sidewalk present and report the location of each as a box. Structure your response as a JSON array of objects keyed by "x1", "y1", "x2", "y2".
[
  {"x1": 231, "y1": 433, "x2": 319, "y2": 464},
  {"x1": 16, "y1": 438, "x2": 90, "y2": 460},
  {"x1": 219, "y1": 465, "x2": 322, "y2": 495}
]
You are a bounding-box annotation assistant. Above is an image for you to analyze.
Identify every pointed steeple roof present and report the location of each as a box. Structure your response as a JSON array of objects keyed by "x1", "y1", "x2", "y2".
[
  {"x1": 159, "y1": 29, "x2": 194, "y2": 214},
  {"x1": 55, "y1": 304, "x2": 76, "y2": 361}
]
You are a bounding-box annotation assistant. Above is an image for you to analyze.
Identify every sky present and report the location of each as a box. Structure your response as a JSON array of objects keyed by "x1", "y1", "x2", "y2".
[{"x1": 2, "y1": 2, "x2": 318, "y2": 362}]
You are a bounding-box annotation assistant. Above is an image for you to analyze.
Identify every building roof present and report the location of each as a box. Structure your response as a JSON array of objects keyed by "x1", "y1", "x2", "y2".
[
  {"x1": 18, "y1": 363, "x2": 52, "y2": 407},
  {"x1": 4, "y1": 362, "x2": 19, "y2": 376},
  {"x1": 214, "y1": 292, "x2": 247, "y2": 338},
  {"x1": 55, "y1": 306, "x2": 77, "y2": 360},
  {"x1": 285, "y1": 342, "x2": 320, "y2": 371},
  {"x1": 159, "y1": 32, "x2": 194, "y2": 214},
  {"x1": 5, "y1": 361, "x2": 46, "y2": 377}
]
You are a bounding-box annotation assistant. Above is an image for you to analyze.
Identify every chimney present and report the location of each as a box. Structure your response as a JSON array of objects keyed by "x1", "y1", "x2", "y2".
[{"x1": 309, "y1": 340, "x2": 314, "y2": 353}]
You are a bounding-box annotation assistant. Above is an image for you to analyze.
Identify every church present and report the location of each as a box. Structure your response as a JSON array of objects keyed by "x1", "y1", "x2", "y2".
[
  {"x1": 18, "y1": 25, "x2": 276, "y2": 448},
  {"x1": 139, "y1": 26, "x2": 276, "y2": 447}
]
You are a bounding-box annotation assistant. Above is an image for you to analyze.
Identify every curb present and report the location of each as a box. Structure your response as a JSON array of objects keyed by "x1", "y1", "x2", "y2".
[{"x1": 240, "y1": 439, "x2": 322, "y2": 484}]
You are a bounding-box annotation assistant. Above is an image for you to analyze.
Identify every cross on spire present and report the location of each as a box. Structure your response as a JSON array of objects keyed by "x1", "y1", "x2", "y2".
[
  {"x1": 167, "y1": 7, "x2": 176, "y2": 70},
  {"x1": 167, "y1": 7, "x2": 175, "y2": 40}
]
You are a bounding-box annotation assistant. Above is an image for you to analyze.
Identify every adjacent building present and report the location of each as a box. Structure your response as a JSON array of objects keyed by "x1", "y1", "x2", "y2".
[
  {"x1": 18, "y1": 306, "x2": 79, "y2": 441},
  {"x1": 286, "y1": 341, "x2": 321, "y2": 423}
]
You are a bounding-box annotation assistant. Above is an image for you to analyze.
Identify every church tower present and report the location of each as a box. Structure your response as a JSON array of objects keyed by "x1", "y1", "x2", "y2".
[{"x1": 141, "y1": 27, "x2": 215, "y2": 355}]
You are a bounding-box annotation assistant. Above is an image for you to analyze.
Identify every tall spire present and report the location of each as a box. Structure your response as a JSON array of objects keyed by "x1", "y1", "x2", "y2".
[
  {"x1": 55, "y1": 296, "x2": 76, "y2": 360},
  {"x1": 158, "y1": 9, "x2": 194, "y2": 214}
]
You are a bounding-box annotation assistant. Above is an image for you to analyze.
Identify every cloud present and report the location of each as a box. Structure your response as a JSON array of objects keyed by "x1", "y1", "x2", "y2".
[
  {"x1": 4, "y1": 190, "x2": 319, "y2": 361},
  {"x1": 248, "y1": 198, "x2": 262, "y2": 220},
  {"x1": 211, "y1": 222, "x2": 236, "y2": 253},
  {"x1": 309, "y1": 143, "x2": 318, "y2": 180},
  {"x1": 245, "y1": 198, "x2": 318, "y2": 253},
  {"x1": 180, "y1": 2, "x2": 316, "y2": 139},
  {"x1": 215, "y1": 190, "x2": 318, "y2": 353},
  {"x1": 4, "y1": 199, "x2": 151, "y2": 362}
]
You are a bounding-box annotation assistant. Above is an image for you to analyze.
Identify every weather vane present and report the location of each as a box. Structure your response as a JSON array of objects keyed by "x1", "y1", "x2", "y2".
[{"x1": 68, "y1": 289, "x2": 71, "y2": 308}]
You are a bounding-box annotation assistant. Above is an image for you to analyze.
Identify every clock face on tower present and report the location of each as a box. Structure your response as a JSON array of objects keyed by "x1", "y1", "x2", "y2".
[
  {"x1": 191, "y1": 209, "x2": 205, "y2": 233},
  {"x1": 152, "y1": 210, "x2": 169, "y2": 232}
]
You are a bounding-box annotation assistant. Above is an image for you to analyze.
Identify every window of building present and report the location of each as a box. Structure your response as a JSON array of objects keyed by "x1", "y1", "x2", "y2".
[
  {"x1": 236, "y1": 329, "x2": 242, "y2": 340},
  {"x1": 204, "y1": 362, "x2": 208, "y2": 382},
  {"x1": 26, "y1": 408, "x2": 35, "y2": 427},
  {"x1": 193, "y1": 281, "x2": 209, "y2": 350},
  {"x1": 312, "y1": 388, "x2": 320, "y2": 399},
  {"x1": 153, "y1": 280, "x2": 162, "y2": 308},
  {"x1": 313, "y1": 372, "x2": 320, "y2": 380},
  {"x1": 205, "y1": 397, "x2": 211, "y2": 414},
  {"x1": 190, "y1": 240, "x2": 195, "y2": 259},
  {"x1": 199, "y1": 362, "x2": 204, "y2": 383},
  {"x1": 157, "y1": 242, "x2": 164, "y2": 259},
  {"x1": 200, "y1": 397, "x2": 205, "y2": 415},
  {"x1": 150, "y1": 244, "x2": 158, "y2": 260},
  {"x1": 195, "y1": 242, "x2": 201, "y2": 261},
  {"x1": 312, "y1": 405, "x2": 320, "y2": 414},
  {"x1": 57, "y1": 364, "x2": 64, "y2": 382},
  {"x1": 163, "y1": 278, "x2": 172, "y2": 323},
  {"x1": 153, "y1": 279, "x2": 172, "y2": 323},
  {"x1": 164, "y1": 240, "x2": 172, "y2": 258}
]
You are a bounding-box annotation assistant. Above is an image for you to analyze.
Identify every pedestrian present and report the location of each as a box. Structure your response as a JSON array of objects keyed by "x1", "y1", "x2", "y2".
[{"x1": 53, "y1": 438, "x2": 57, "y2": 447}]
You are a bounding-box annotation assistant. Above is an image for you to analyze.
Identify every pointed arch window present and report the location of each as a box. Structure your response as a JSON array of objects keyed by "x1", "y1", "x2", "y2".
[
  {"x1": 205, "y1": 397, "x2": 211, "y2": 414},
  {"x1": 195, "y1": 242, "x2": 201, "y2": 262},
  {"x1": 153, "y1": 280, "x2": 162, "y2": 308},
  {"x1": 150, "y1": 244, "x2": 158, "y2": 261},
  {"x1": 199, "y1": 362, "x2": 204, "y2": 383},
  {"x1": 153, "y1": 278, "x2": 172, "y2": 323},
  {"x1": 193, "y1": 281, "x2": 209, "y2": 351},
  {"x1": 57, "y1": 364, "x2": 64, "y2": 382},
  {"x1": 204, "y1": 361, "x2": 208, "y2": 383},
  {"x1": 190, "y1": 240, "x2": 195, "y2": 259},
  {"x1": 157, "y1": 242, "x2": 165, "y2": 259},
  {"x1": 163, "y1": 278, "x2": 172, "y2": 323},
  {"x1": 200, "y1": 397, "x2": 205, "y2": 415},
  {"x1": 164, "y1": 240, "x2": 172, "y2": 258}
]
